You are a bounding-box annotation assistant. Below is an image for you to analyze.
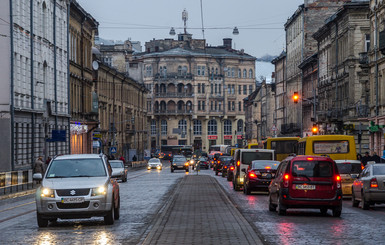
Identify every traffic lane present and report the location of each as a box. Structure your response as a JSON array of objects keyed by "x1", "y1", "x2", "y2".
[
  {"x1": 0, "y1": 164, "x2": 182, "y2": 245},
  {"x1": 210, "y1": 171, "x2": 385, "y2": 245}
]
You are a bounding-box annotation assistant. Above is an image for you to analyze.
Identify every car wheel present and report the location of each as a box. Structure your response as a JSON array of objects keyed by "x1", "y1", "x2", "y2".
[
  {"x1": 277, "y1": 197, "x2": 286, "y2": 216},
  {"x1": 268, "y1": 194, "x2": 276, "y2": 212},
  {"x1": 362, "y1": 194, "x2": 370, "y2": 210},
  {"x1": 332, "y1": 206, "x2": 342, "y2": 217},
  {"x1": 351, "y1": 191, "x2": 359, "y2": 208},
  {"x1": 114, "y1": 195, "x2": 120, "y2": 220},
  {"x1": 244, "y1": 184, "x2": 251, "y2": 195},
  {"x1": 320, "y1": 208, "x2": 328, "y2": 215},
  {"x1": 104, "y1": 199, "x2": 115, "y2": 225},
  {"x1": 215, "y1": 171, "x2": 218, "y2": 176},
  {"x1": 37, "y1": 213, "x2": 48, "y2": 228}
]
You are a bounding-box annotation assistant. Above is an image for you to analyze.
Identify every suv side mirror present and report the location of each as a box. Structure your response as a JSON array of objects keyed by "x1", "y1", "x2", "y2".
[{"x1": 33, "y1": 173, "x2": 42, "y2": 180}]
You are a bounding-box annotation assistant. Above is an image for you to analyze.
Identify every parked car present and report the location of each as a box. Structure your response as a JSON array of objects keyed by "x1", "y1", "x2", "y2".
[
  {"x1": 147, "y1": 158, "x2": 163, "y2": 170},
  {"x1": 171, "y1": 155, "x2": 189, "y2": 172},
  {"x1": 352, "y1": 163, "x2": 385, "y2": 210},
  {"x1": 197, "y1": 157, "x2": 209, "y2": 169},
  {"x1": 268, "y1": 155, "x2": 342, "y2": 217},
  {"x1": 335, "y1": 160, "x2": 362, "y2": 196},
  {"x1": 110, "y1": 160, "x2": 128, "y2": 182},
  {"x1": 33, "y1": 154, "x2": 120, "y2": 227},
  {"x1": 243, "y1": 160, "x2": 280, "y2": 194}
]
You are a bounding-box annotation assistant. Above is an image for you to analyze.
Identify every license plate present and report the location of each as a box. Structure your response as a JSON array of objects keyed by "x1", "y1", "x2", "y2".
[
  {"x1": 295, "y1": 184, "x2": 315, "y2": 190},
  {"x1": 61, "y1": 197, "x2": 85, "y2": 203},
  {"x1": 262, "y1": 173, "x2": 272, "y2": 178}
]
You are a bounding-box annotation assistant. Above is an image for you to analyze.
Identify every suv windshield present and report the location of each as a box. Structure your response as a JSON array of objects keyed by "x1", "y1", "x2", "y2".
[
  {"x1": 336, "y1": 163, "x2": 361, "y2": 174},
  {"x1": 46, "y1": 158, "x2": 107, "y2": 178},
  {"x1": 292, "y1": 161, "x2": 333, "y2": 177}
]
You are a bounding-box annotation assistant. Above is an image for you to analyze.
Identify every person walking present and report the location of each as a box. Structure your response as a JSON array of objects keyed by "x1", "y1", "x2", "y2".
[
  {"x1": 372, "y1": 152, "x2": 382, "y2": 163},
  {"x1": 361, "y1": 152, "x2": 371, "y2": 167},
  {"x1": 132, "y1": 155, "x2": 137, "y2": 161},
  {"x1": 34, "y1": 156, "x2": 45, "y2": 184}
]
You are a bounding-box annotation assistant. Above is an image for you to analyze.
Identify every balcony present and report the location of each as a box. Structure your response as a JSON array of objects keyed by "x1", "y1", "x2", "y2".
[
  {"x1": 154, "y1": 72, "x2": 193, "y2": 81},
  {"x1": 153, "y1": 109, "x2": 193, "y2": 116},
  {"x1": 154, "y1": 92, "x2": 194, "y2": 98}
]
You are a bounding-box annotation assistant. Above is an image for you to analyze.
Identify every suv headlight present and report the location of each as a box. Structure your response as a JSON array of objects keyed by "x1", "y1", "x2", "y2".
[
  {"x1": 41, "y1": 187, "x2": 54, "y2": 198},
  {"x1": 91, "y1": 186, "x2": 107, "y2": 196}
]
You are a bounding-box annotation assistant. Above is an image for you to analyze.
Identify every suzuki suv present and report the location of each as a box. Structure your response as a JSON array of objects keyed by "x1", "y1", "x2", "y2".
[
  {"x1": 268, "y1": 155, "x2": 342, "y2": 217},
  {"x1": 33, "y1": 154, "x2": 120, "y2": 227}
]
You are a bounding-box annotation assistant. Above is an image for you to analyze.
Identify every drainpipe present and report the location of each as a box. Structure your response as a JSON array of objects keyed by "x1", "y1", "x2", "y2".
[
  {"x1": 30, "y1": 0, "x2": 35, "y2": 165},
  {"x1": 375, "y1": 10, "x2": 379, "y2": 117},
  {"x1": 10, "y1": 0, "x2": 15, "y2": 170},
  {"x1": 67, "y1": 1, "x2": 71, "y2": 154},
  {"x1": 53, "y1": 0, "x2": 58, "y2": 154}
]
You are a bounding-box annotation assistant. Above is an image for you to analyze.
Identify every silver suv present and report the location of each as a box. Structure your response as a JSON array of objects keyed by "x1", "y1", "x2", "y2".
[{"x1": 33, "y1": 154, "x2": 120, "y2": 227}]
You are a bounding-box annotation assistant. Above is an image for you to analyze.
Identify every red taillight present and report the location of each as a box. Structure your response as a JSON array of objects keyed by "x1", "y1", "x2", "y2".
[
  {"x1": 236, "y1": 161, "x2": 240, "y2": 166},
  {"x1": 284, "y1": 174, "x2": 290, "y2": 180},
  {"x1": 336, "y1": 175, "x2": 341, "y2": 181},
  {"x1": 249, "y1": 171, "x2": 257, "y2": 178},
  {"x1": 265, "y1": 166, "x2": 271, "y2": 169},
  {"x1": 224, "y1": 166, "x2": 227, "y2": 169},
  {"x1": 218, "y1": 160, "x2": 221, "y2": 163},
  {"x1": 370, "y1": 178, "x2": 378, "y2": 188},
  {"x1": 335, "y1": 175, "x2": 341, "y2": 188},
  {"x1": 283, "y1": 174, "x2": 290, "y2": 188},
  {"x1": 307, "y1": 157, "x2": 314, "y2": 161},
  {"x1": 361, "y1": 164, "x2": 364, "y2": 170},
  {"x1": 230, "y1": 166, "x2": 235, "y2": 171}
]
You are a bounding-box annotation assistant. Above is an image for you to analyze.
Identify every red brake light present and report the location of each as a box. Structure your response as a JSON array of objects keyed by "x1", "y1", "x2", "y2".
[
  {"x1": 249, "y1": 172, "x2": 257, "y2": 178},
  {"x1": 283, "y1": 174, "x2": 290, "y2": 188},
  {"x1": 307, "y1": 157, "x2": 314, "y2": 161},
  {"x1": 370, "y1": 178, "x2": 378, "y2": 188},
  {"x1": 336, "y1": 175, "x2": 341, "y2": 181},
  {"x1": 236, "y1": 161, "x2": 240, "y2": 166},
  {"x1": 284, "y1": 174, "x2": 290, "y2": 180},
  {"x1": 265, "y1": 166, "x2": 271, "y2": 169},
  {"x1": 230, "y1": 166, "x2": 235, "y2": 170}
]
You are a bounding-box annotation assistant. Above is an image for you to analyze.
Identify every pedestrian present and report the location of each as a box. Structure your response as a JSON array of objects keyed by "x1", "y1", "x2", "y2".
[
  {"x1": 119, "y1": 156, "x2": 126, "y2": 164},
  {"x1": 34, "y1": 156, "x2": 45, "y2": 184},
  {"x1": 45, "y1": 156, "x2": 52, "y2": 167},
  {"x1": 132, "y1": 155, "x2": 137, "y2": 161},
  {"x1": 361, "y1": 152, "x2": 371, "y2": 167},
  {"x1": 372, "y1": 152, "x2": 381, "y2": 163},
  {"x1": 357, "y1": 153, "x2": 362, "y2": 161}
]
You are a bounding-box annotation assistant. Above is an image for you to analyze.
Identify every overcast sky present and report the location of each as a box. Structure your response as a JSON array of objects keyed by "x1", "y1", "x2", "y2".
[{"x1": 77, "y1": 0, "x2": 304, "y2": 58}]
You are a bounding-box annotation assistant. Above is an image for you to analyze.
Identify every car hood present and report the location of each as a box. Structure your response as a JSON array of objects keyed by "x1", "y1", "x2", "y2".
[{"x1": 42, "y1": 176, "x2": 109, "y2": 189}]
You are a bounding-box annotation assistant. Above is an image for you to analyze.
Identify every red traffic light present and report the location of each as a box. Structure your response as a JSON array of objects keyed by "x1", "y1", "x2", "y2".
[{"x1": 293, "y1": 92, "x2": 299, "y2": 103}]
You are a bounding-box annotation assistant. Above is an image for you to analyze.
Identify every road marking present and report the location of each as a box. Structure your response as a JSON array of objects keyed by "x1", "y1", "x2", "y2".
[
  {"x1": 0, "y1": 209, "x2": 35, "y2": 223},
  {"x1": 0, "y1": 201, "x2": 35, "y2": 213}
]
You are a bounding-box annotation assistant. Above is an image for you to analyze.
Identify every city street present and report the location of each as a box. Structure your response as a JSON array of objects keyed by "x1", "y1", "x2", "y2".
[{"x1": 1, "y1": 161, "x2": 385, "y2": 244}]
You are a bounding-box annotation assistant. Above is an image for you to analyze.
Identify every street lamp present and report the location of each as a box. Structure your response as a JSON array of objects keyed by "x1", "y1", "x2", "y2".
[{"x1": 233, "y1": 27, "x2": 239, "y2": 35}]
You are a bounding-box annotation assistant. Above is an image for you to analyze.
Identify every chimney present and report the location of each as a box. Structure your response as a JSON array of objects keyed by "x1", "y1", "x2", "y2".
[{"x1": 223, "y1": 38, "x2": 232, "y2": 49}]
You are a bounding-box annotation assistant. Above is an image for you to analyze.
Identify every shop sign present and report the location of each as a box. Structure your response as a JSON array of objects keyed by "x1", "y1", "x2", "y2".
[
  {"x1": 71, "y1": 123, "x2": 88, "y2": 134},
  {"x1": 224, "y1": 135, "x2": 232, "y2": 139},
  {"x1": 208, "y1": 135, "x2": 217, "y2": 140},
  {"x1": 237, "y1": 135, "x2": 243, "y2": 139}
]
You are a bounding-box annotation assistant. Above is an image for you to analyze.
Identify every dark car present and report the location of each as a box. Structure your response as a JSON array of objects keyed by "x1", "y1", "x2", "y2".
[
  {"x1": 220, "y1": 156, "x2": 234, "y2": 177},
  {"x1": 243, "y1": 160, "x2": 280, "y2": 194},
  {"x1": 226, "y1": 164, "x2": 235, "y2": 181},
  {"x1": 352, "y1": 163, "x2": 385, "y2": 210},
  {"x1": 214, "y1": 155, "x2": 232, "y2": 175},
  {"x1": 171, "y1": 155, "x2": 189, "y2": 172},
  {"x1": 268, "y1": 155, "x2": 342, "y2": 217},
  {"x1": 198, "y1": 157, "x2": 209, "y2": 169}
]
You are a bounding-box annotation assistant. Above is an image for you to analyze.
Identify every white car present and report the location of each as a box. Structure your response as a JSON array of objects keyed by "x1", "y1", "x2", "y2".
[
  {"x1": 33, "y1": 154, "x2": 120, "y2": 227},
  {"x1": 147, "y1": 158, "x2": 162, "y2": 170},
  {"x1": 110, "y1": 160, "x2": 128, "y2": 182}
]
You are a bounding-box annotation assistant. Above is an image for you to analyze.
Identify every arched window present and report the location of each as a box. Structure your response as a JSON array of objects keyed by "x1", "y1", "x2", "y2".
[
  {"x1": 243, "y1": 69, "x2": 247, "y2": 78},
  {"x1": 151, "y1": 120, "x2": 156, "y2": 135},
  {"x1": 182, "y1": 66, "x2": 188, "y2": 75},
  {"x1": 208, "y1": 119, "x2": 217, "y2": 135},
  {"x1": 237, "y1": 120, "x2": 244, "y2": 133},
  {"x1": 161, "y1": 120, "x2": 167, "y2": 135},
  {"x1": 215, "y1": 68, "x2": 218, "y2": 75},
  {"x1": 42, "y1": 2, "x2": 48, "y2": 39},
  {"x1": 238, "y1": 69, "x2": 241, "y2": 78},
  {"x1": 178, "y1": 119, "x2": 187, "y2": 135},
  {"x1": 249, "y1": 69, "x2": 253, "y2": 78},
  {"x1": 224, "y1": 120, "x2": 232, "y2": 135},
  {"x1": 193, "y1": 120, "x2": 202, "y2": 135},
  {"x1": 178, "y1": 66, "x2": 182, "y2": 75}
]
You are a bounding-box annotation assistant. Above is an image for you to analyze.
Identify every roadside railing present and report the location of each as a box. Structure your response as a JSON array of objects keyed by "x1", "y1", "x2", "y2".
[
  {"x1": 0, "y1": 169, "x2": 36, "y2": 196},
  {"x1": 131, "y1": 160, "x2": 147, "y2": 168}
]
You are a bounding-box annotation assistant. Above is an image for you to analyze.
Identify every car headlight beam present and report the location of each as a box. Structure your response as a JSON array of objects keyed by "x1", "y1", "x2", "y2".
[
  {"x1": 92, "y1": 186, "x2": 107, "y2": 196},
  {"x1": 41, "y1": 187, "x2": 54, "y2": 198}
]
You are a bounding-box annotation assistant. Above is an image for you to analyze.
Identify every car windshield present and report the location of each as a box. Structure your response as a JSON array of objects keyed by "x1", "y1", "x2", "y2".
[
  {"x1": 252, "y1": 161, "x2": 280, "y2": 170},
  {"x1": 373, "y1": 165, "x2": 385, "y2": 175},
  {"x1": 110, "y1": 161, "x2": 124, "y2": 168},
  {"x1": 199, "y1": 157, "x2": 207, "y2": 161},
  {"x1": 46, "y1": 158, "x2": 106, "y2": 178},
  {"x1": 292, "y1": 160, "x2": 333, "y2": 177},
  {"x1": 173, "y1": 158, "x2": 186, "y2": 163},
  {"x1": 336, "y1": 163, "x2": 362, "y2": 174},
  {"x1": 149, "y1": 159, "x2": 160, "y2": 163},
  {"x1": 219, "y1": 157, "x2": 233, "y2": 164}
]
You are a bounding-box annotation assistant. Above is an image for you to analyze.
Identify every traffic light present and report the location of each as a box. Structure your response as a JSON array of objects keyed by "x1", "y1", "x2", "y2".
[
  {"x1": 293, "y1": 92, "x2": 299, "y2": 104},
  {"x1": 312, "y1": 124, "x2": 318, "y2": 134}
]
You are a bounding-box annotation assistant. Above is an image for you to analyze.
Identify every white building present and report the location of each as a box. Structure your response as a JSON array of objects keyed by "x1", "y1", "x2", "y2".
[{"x1": 0, "y1": 0, "x2": 70, "y2": 171}]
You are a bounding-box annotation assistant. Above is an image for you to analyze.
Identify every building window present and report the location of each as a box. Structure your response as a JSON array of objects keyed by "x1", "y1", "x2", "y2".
[
  {"x1": 219, "y1": 102, "x2": 222, "y2": 111},
  {"x1": 238, "y1": 85, "x2": 241, "y2": 95},
  {"x1": 198, "y1": 83, "x2": 201, "y2": 93},
  {"x1": 215, "y1": 101, "x2": 218, "y2": 111},
  {"x1": 197, "y1": 66, "x2": 206, "y2": 76},
  {"x1": 146, "y1": 65, "x2": 152, "y2": 77},
  {"x1": 227, "y1": 68, "x2": 231, "y2": 77},
  {"x1": 211, "y1": 101, "x2": 213, "y2": 111},
  {"x1": 202, "y1": 101, "x2": 205, "y2": 111},
  {"x1": 231, "y1": 68, "x2": 235, "y2": 77},
  {"x1": 208, "y1": 119, "x2": 217, "y2": 135},
  {"x1": 365, "y1": 34, "x2": 370, "y2": 52},
  {"x1": 232, "y1": 85, "x2": 235, "y2": 94},
  {"x1": 237, "y1": 120, "x2": 243, "y2": 133},
  {"x1": 161, "y1": 120, "x2": 167, "y2": 135},
  {"x1": 215, "y1": 68, "x2": 218, "y2": 74},
  {"x1": 249, "y1": 85, "x2": 253, "y2": 94},
  {"x1": 193, "y1": 120, "x2": 202, "y2": 135},
  {"x1": 238, "y1": 69, "x2": 241, "y2": 78},
  {"x1": 178, "y1": 119, "x2": 187, "y2": 136},
  {"x1": 151, "y1": 120, "x2": 156, "y2": 135},
  {"x1": 238, "y1": 101, "x2": 242, "y2": 111},
  {"x1": 228, "y1": 101, "x2": 231, "y2": 111},
  {"x1": 211, "y1": 84, "x2": 213, "y2": 94},
  {"x1": 232, "y1": 101, "x2": 235, "y2": 111},
  {"x1": 202, "y1": 84, "x2": 205, "y2": 93},
  {"x1": 219, "y1": 84, "x2": 222, "y2": 94},
  {"x1": 243, "y1": 69, "x2": 247, "y2": 78},
  {"x1": 249, "y1": 69, "x2": 253, "y2": 78},
  {"x1": 198, "y1": 101, "x2": 201, "y2": 110},
  {"x1": 228, "y1": 85, "x2": 231, "y2": 94},
  {"x1": 182, "y1": 66, "x2": 188, "y2": 75},
  {"x1": 178, "y1": 66, "x2": 182, "y2": 75},
  {"x1": 224, "y1": 120, "x2": 232, "y2": 135},
  {"x1": 215, "y1": 84, "x2": 218, "y2": 94},
  {"x1": 243, "y1": 85, "x2": 247, "y2": 95}
]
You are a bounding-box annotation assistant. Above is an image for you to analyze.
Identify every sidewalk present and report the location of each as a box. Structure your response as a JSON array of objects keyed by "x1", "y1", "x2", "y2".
[{"x1": 141, "y1": 175, "x2": 263, "y2": 245}]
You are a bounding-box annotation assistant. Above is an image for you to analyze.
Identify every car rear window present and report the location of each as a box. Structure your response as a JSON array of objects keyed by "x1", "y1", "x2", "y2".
[
  {"x1": 292, "y1": 160, "x2": 333, "y2": 177},
  {"x1": 252, "y1": 161, "x2": 280, "y2": 170},
  {"x1": 336, "y1": 163, "x2": 362, "y2": 174},
  {"x1": 110, "y1": 161, "x2": 124, "y2": 168},
  {"x1": 242, "y1": 152, "x2": 273, "y2": 165},
  {"x1": 373, "y1": 165, "x2": 385, "y2": 175},
  {"x1": 46, "y1": 158, "x2": 106, "y2": 178}
]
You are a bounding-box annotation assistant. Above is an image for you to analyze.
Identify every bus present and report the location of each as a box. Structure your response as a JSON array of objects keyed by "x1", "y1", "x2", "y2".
[
  {"x1": 297, "y1": 135, "x2": 356, "y2": 161},
  {"x1": 209, "y1": 145, "x2": 230, "y2": 153},
  {"x1": 244, "y1": 143, "x2": 259, "y2": 149},
  {"x1": 264, "y1": 137, "x2": 299, "y2": 161},
  {"x1": 160, "y1": 145, "x2": 193, "y2": 160}
]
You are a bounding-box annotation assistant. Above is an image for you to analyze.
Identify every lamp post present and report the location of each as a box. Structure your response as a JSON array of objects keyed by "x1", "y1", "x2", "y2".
[{"x1": 131, "y1": 116, "x2": 136, "y2": 157}]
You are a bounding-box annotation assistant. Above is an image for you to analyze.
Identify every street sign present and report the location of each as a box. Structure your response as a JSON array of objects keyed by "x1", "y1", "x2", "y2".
[{"x1": 110, "y1": 147, "x2": 117, "y2": 154}]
